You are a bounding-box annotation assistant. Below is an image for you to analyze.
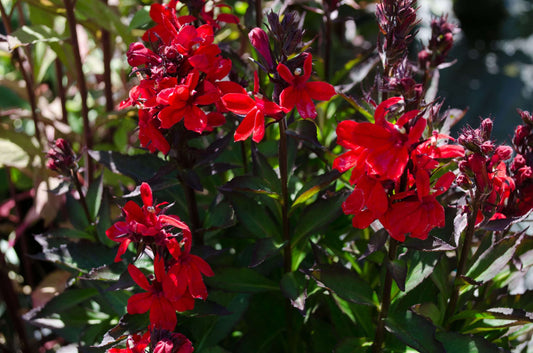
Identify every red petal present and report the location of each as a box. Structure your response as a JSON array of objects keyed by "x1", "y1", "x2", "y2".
[
  {"x1": 374, "y1": 97, "x2": 403, "y2": 125},
  {"x1": 336, "y1": 121, "x2": 361, "y2": 150},
  {"x1": 190, "y1": 254, "x2": 214, "y2": 277},
  {"x1": 295, "y1": 91, "x2": 317, "y2": 119},
  {"x1": 123, "y1": 201, "x2": 145, "y2": 223},
  {"x1": 184, "y1": 106, "x2": 207, "y2": 133},
  {"x1": 277, "y1": 63, "x2": 294, "y2": 84},
  {"x1": 350, "y1": 123, "x2": 391, "y2": 148},
  {"x1": 128, "y1": 264, "x2": 151, "y2": 291},
  {"x1": 261, "y1": 100, "x2": 282, "y2": 116},
  {"x1": 114, "y1": 238, "x2": 131, "y2": 263},
  {"x1": 252, "y1": 111, "x2": 265, "y2": 143},
  {"x1": 234, "y1": 109, "x2": 256, "y2": 142},
  {"x1": 160, "y1": 215, "x2": 190, "y2": 231},
  {"x1": 305, "y1": 81, "x2": 336, "y2": 101},
  {"x1": 302, "y1": 53, "x2": 313, "y2": 82},
  {"x1": 159, "y1": 107, "x2": 184, "y2": 129},
  {"x1": 150, "y1": 298, "x2": 176, "y2": 330},
  {"x1": 206, "y1": 111, "x2": 226, "y2": 127},
  {"x1": 216, "y1": 81, "x2": 246, "y2": 95},
  {"x1": 222, "y1": 93, "x2": 256, "y2": 115},
  {"x1": 279, "y1": 86, "x2": 297, "y2": 112},
  {"x1": 185, "y1": 264, "x2": 208, "y2": 299},
  {"x1": 127, "y1": 292, "x2": 153, "y2": 315},
  {"x1": 342, "y1": 189, "x2": 364, "y2": 214},
  {"x1": 140, "y1": 183, "x2": 153, "y2": 207}
]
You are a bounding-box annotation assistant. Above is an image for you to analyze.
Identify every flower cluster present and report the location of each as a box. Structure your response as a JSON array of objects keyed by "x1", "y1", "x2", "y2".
[
  {"x1": 503, "y1": 110, "x2": 533, "y2": 217},
  {"x1": 46, "y1": 138, "x2": 78, "y2": 176},
  {"x1": 106, "y1": 182, "x2": 213, "y2": 350},
  {"x1": 220, "y1": 12, "x2": 336, "y2": 143},
  {"x1": 334, "y1": 97, "x2": 464, "y2": 241},
  {"x1": 120, "y1": 0, "x2": 239, "y2": 154},
  {"x1": 456, "y1": 118, "x2": 517, "y2": 223}
]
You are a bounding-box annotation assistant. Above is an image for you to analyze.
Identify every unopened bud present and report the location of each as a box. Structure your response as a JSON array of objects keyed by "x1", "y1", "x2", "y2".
[
  {"x1": 480, "y1": 118, "x2": 493, "y2": 140},
  {"x1": 480, "y1": 141, "x2": 494, "y2": 154},
  {"x1": 494, "y1": 145, "x2": 513, "y2": 161},
  {"x1": 249, "y1": 28, "x2": 273, "y2": 70}
]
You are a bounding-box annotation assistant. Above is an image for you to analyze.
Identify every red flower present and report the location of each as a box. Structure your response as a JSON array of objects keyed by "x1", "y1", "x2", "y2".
[
  {"x1": 341, "y1": 97, "x2": 426, "y2": 181},
  {"x1": 127, "y1": 255, "x2": 195, "y2": 330},
  {"x1": 106, "y1": 183, "x2": 191, "y2": 262},
  {"x1": 108, "y1": 331, "x2": 150, "y2": 353},
  {"x1": 380, "y1": 171, "x2": 455, "y2": 241},
  {"x1": 277, "y1": 53, "x2": 336, "y2": 119},
  {"x1": 167, "y1": 238, "x2": 214, "y2": 300},
  {"x1": 151, "y1": 328, "x2": 194, "y2": 353},
  {"x1": 222, "y1": 72, "x2": 282, "y2": 142},
  {"x1": 157, "y1": 70, "x2": 220, "y2": 132}
]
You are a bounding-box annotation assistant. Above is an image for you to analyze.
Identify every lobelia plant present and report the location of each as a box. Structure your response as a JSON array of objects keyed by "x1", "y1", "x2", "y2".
[{"x1": 1, "y1": 0, "x2": 533, "y2": 352}]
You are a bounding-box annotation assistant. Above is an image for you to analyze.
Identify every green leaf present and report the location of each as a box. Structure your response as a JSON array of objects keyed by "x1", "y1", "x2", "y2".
[
  {"x1": 67, "y1": 193, "x2": 90, "y2": 230},
  {"x1": 435, "y1": 331, "x2": 508, "y2": 353},
  {"x1": 196, "y1": 294, "x2": 250, "y2": 351},
  {"x1": 128, "y1": 6, "x2": 151, "y2": 29},
  {"x1": 7, "y1": 25, "x2": 66, "y2": 50},
  {"x1": 280, "y1": 271, "x2": 308, "y2": 313},
  {"x1": 86, "y1": 173, "x2": 104, "y2": 221},
  {"x1": 397, "y1": 252, "x2": 440, "y2": 299},
  {"x1": 94, "y1": 313, "x2": 149, "y2": 348},
  {"x1": 220, "y1": 175, "x2": 279, "y2": 198},
  {"x1": 293, "y1": 190, "x2": 346, "y2": 246},
  {"x1": 309, "y1": 264, "x2": 374, "y2": 306},
  {"x1": 205, "y1": 268, "x2": 278, "y2": 293},
  {"x1": 0, "y1": 138, "x2": 31, "y2": 168},
  {"x1": 75, "y1": 0, "x2": 134, "y2": 43},
  {"x1": 223, "y1": 191, "x2": 280, "y2": 239},
  {"x1": 291, "y1": 170, "x2": 341, "y2": 208},
  {"x1": 385, "y1": 310, "x2": 446, "y2": 353},
  {"x1": 251, "y1": 147, "x2": 281, "y2": 195},
  {"x1": 33, "y1": 234, "x2": 116, "y2": 273},
  {"x1": 89, "y1": 150, "x2": 166, "y2": 183},
  {"x1": 466, "y1": 231, "x2": 526, "y2": 283},
  {"x1": 31, "y1": 288, "x2": 99, "y2": 318},
  {"x1": 249, "y1": 238, "x2": 287, "y2": 268}
]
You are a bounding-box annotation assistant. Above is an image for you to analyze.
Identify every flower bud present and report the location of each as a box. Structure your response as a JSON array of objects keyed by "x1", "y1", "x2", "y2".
[
  {"x1": 511, "y1": 154, "x2": 526, "y2": 172},
  {"x1": 494, "y1": 145, "x2": 513, "y2": 161},
  {"x1": 249, "y1": 28, "x2": 273, "y2": 70},
  {"x1": 517, "y1": 109, "x2": 533, "y2": 125},
  {"x1": 513, "y1": 125, "x2": 530, "y2": 146},
  {"x1": 480, "y1": 118, "x2": 493, "y2": 140},
  {"x1": 127, "y1": 42, "x2": 160, "y2": 67},
  {"x1": 46, "y1": 138, "x2": 77, "y2": 175},
  {"x1": 480, "y1": 141, "x2": 494, "y2": 154}
]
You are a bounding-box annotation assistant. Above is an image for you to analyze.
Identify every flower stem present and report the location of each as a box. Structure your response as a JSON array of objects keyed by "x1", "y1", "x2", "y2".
[
  {"x1": 372, "y1": 237, "x2": 399, "y2": 353},
  {"x1": 70, "y1": 169, "x2": 93, "y2": 224},
  {"x1": 279, "y1": 118, "x2": 291, "y2": 273},
  {"x1": 181, "y1": 178, "x2": 203, "y2": 246},
  {"x1": 444, "y1": 193, "x2": 480, "y2": 325},
  {"x1": 64, "y1": 0, "x2": 94, "y2": 183}
]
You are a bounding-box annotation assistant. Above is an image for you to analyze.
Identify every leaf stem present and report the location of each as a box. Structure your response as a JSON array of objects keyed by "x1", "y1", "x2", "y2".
[
  {"x1": 64, "y1": 0, "x2": 94, "y2": 183},
  {"x1": 372, "y1": 237, "x2": 399, "y2": 353}
]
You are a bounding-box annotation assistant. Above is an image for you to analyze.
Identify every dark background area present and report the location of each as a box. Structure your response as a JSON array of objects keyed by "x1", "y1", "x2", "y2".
[{"x1": 436, "y1": 0, "x2": 533, "y2": 142}]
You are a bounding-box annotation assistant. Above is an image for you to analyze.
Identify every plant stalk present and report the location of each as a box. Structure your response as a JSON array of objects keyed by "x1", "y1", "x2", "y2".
[
  {"x1": 101, "y1": 0, "x2": 114, "y2": 112},
  {"x1": 279, "y1": 118, "x2": 291, "y2": 273},
  {"x1": 372, "y1": 237, "x2": 399, "y2": 353},
  {"x1": 444, "y1": 193, "x2": 480, "y2": 324},
  {"x1": 54, "y1": 59, "x2": 69, "y2": 124},
  {"x1": 70, "y1": 169, "x2": 93, "y2": 224},
  {"x1": 64, "y1": 0, "x2": 94, "y2": 183},
  {"x1": 181, "y1": 178, "x2": 203, "y2": 246}
]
